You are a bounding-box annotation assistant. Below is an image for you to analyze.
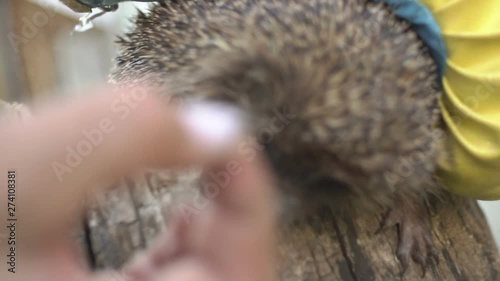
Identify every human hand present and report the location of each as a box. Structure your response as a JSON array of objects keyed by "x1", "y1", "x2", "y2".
[{"x1": 0, "y1": 87, "x2": 278, "y2": 281}]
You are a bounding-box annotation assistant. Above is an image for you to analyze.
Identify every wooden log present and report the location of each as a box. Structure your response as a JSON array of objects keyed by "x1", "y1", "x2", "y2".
[
  {"x1": 278, "y1": 195, "x2": 500, "y2": 280},
  {"x1": 85, "y1": 171, "x2": 500, "y2": 280}
]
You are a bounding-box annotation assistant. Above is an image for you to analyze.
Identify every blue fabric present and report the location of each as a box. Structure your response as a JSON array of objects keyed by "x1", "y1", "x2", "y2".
[{"x1": 377, "y1": 0, "x2": 448, "y2": 76}]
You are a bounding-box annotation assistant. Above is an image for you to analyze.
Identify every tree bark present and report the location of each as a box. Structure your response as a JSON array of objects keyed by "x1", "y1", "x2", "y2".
[
  {"x1": 278, "y1": 196, "x2": 500, "y2": 281},
  {"x1": 84, "y1": 171, "x2": 500, "y2": 281}
]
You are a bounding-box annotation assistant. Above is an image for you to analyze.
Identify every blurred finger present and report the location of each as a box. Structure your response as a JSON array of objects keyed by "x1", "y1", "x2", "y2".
[
  {"x1": 0, "y1": 86, "x2": 245, "y2": 248},
  {"x1": 123, "y1": 211, "x2": 190, "y2": 281},
  {"x1": 192, "y1": 153, "x2": 279, "y2": 281}
]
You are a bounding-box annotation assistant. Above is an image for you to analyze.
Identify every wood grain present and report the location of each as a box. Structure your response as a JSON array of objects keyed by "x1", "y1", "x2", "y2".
[{"x1": 85, "y1": 171, "x2": 500, "y2": 281}]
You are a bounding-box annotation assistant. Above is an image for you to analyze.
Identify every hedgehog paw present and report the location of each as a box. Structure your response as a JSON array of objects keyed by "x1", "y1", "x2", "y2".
[{"x1": 377, "y1": 198, "x2": 438, "y2": 277}]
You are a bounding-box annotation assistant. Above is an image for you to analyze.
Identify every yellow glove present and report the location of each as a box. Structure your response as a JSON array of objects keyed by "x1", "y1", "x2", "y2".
[{"x1": 420, "y1": 0, "x2": 500, "y2": 199}]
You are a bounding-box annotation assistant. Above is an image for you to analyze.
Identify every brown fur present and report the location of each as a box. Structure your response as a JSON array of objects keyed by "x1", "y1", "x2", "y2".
[{"x1": 111, "y1": 0, "x2": 444, "y2": 214}]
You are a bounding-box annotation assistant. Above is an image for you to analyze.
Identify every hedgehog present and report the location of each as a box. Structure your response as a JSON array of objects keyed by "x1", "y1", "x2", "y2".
[{"x1": 111, "y1": 0, "x2": 445, "y2": 274}]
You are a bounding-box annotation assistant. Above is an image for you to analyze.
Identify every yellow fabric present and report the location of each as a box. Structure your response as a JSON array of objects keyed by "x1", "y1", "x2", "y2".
[{"x1": 420, "y1": 0, "x2": 500, "y2": 199}]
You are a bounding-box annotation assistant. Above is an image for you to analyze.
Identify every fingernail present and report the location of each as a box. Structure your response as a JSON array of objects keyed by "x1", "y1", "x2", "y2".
[{"x1": 178, "y1": 102, "x2": 247, "y2": 155}]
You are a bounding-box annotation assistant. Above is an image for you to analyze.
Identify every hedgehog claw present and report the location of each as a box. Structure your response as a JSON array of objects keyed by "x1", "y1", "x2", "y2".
[{"x1": 378, "y1": 197, "x2": 438, "y2": 277}]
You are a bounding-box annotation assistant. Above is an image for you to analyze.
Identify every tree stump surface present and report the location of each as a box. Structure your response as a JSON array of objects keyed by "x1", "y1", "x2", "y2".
[{"x1": 84, "y1": 171, "x2": 500, "y2": 281}]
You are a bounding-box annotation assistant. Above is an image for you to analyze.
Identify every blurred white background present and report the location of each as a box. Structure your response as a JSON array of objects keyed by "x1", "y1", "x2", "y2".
[
  {"x1": 479, "y1": 201, "x2": 500, "y2": 246},
  {"x1": 1, "y1": 0, "x2": 499, "y2": 247}
]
